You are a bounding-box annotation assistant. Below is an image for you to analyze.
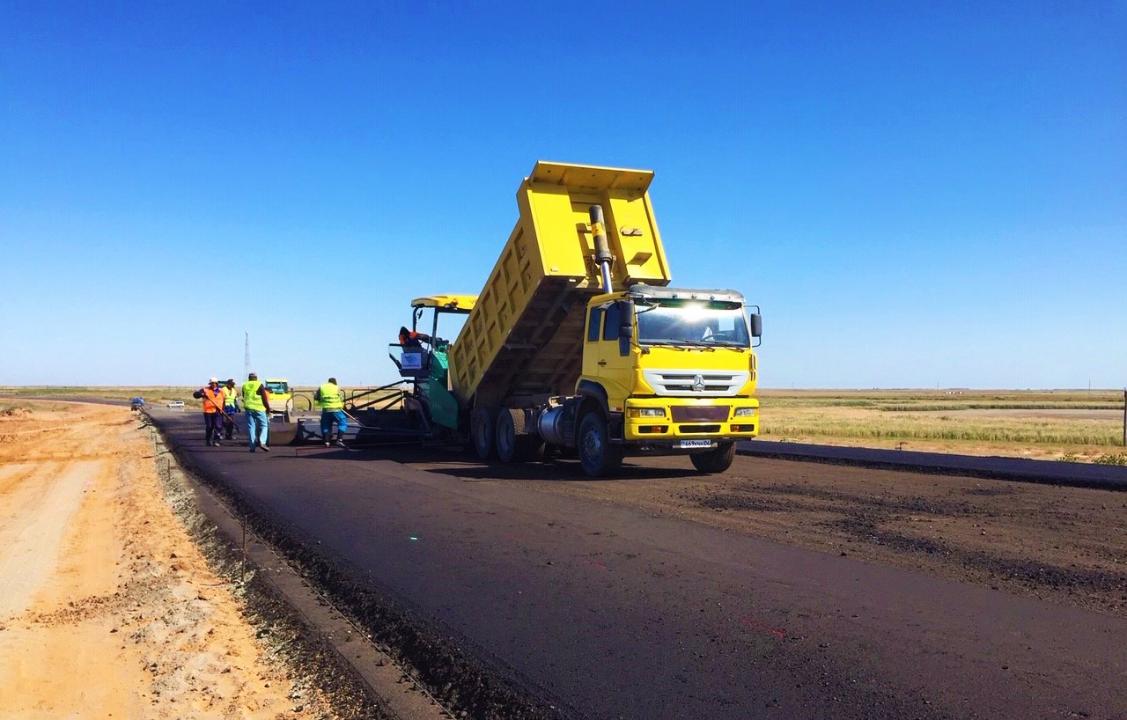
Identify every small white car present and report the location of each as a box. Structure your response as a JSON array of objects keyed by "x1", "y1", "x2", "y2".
[{"x1": 166, "y1": 400, "x2": 185, "y2": 410}]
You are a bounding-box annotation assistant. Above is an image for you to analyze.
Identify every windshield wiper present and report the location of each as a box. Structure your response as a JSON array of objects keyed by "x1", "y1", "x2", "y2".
[{"x1": 642, "y1": 340, "x2": 729, "y2": 351}]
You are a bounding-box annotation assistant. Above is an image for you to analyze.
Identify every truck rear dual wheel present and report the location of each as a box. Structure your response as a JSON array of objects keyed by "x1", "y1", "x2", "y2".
[
  {"x1": 578, "y1": 412, "x2": 624, "y2": 477},
  {"x1": 495, "y1": 409, "x2": 544, "y2": 463},
  {"x1": 471, "y1": 408, "x2": 494, "y2": 461},
  {"x1": 495, "y1": 409, "x2": 521, "y2": 463},
  {"x1": 690, "y1": 442, "x2": 736, "y2": 473}
]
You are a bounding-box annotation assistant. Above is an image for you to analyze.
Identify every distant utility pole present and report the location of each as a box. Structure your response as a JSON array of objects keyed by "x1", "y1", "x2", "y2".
[
  {"x1": 1122, "y1": 388, "x2": 1126, "y2": 448},
  {"x1": 244, "y1": 331, "x2": 251, "y2": 377}
]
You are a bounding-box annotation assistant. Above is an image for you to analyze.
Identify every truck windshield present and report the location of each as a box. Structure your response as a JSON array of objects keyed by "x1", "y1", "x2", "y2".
[
  {"x1": 635, "y1": 300, "x2": 750, "y2": 348},
  {"x1": 265, "y1": 381, "x2": 289, "y2": 394}
]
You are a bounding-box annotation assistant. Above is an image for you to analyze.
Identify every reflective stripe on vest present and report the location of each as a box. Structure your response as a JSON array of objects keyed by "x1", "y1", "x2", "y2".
[
  {"x1": 319, "y1": 383, "x2": 344, "y2": 410},
  {"x1": 242, "y1": 380, "x2": 265, "y2": 411}
]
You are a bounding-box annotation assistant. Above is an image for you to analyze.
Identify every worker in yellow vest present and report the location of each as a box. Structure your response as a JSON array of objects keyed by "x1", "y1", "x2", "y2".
[
  {"x1": 314, "y1": 377, "x2": 348, "y2": 447},
  {"x1": 221, "y1": 378, "x2": 240, "y2": 440},
  {"x1": 242, "y1": 371, "x2": 274, "y2": 453}
]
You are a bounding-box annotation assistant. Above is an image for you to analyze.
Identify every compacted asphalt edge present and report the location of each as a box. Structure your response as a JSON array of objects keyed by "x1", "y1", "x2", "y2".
[
  {"x1": 148, "y1": 424, "x2": 455, "y2": 720},
  {"x1": 149, "y1": 409, "x2": 1127, "y2": 720},
  {"x1": 151, "y1": 411, "x2": 577, "y2": 720}
]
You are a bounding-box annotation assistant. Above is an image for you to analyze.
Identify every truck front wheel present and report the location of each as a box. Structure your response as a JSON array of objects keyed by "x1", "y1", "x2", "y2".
[
  {"x1": 690, "y1": 442, "x2": 736, "y2": 473},
  {"x1": 578, "y1": 412, "x2": 623, "y2": 477}
]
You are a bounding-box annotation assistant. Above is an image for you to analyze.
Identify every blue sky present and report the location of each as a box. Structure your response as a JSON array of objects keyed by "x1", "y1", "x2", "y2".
[{"x1": 1, "y1": 2, "x2": 1124, "y2": 388}]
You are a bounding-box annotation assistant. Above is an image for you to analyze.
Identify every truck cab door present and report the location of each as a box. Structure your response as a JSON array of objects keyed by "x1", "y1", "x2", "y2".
[
  {"x1": 595, "y1": 301, "x2": 635, "y2": 413},
  {"x1": 581, "y1": 305, "x2": 605, "y2": 381}
]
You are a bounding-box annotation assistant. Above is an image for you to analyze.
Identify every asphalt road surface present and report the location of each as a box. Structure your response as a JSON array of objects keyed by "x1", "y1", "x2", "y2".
[{"x1": 153, "y1": 410, "x2": 1127, "y2": 720}]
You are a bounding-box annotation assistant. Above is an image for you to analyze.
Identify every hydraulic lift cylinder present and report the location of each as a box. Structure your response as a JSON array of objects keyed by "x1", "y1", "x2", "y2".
[{"x1": 589, "y1": 204, "x2": 614, "y2": 293}]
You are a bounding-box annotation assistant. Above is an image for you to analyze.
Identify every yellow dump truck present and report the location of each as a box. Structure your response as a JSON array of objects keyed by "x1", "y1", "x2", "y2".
[{"x1": 390, "y1": 161, "x2": 762, "y2": 476}]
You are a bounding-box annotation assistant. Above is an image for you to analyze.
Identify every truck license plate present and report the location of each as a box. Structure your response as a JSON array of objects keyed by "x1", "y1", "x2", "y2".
[{"x1": 679, "y1": 439, "x2": 715, "y2": 449}]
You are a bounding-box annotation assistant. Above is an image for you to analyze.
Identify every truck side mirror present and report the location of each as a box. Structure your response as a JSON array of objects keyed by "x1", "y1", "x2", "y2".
[
  {"x1": 749, "y1": 313, "x2": 763, "y2": 338},
  {"x1": 617, "y1": 300, "x2": 634, "y2": 337},
  {"x1": 617, "y1": 300, "x2": 634, "y2": 356}
]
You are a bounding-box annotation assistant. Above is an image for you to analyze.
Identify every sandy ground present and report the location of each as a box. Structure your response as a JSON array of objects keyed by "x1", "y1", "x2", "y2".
[{"x1": 0, "y1": 403, "x2": 342, "y2": 719}]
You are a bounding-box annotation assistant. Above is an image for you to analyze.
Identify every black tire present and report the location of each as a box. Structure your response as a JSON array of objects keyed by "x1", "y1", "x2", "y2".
[
  {"x1": 497, "y1": 409, "x2": 542, "y2": 463},
  {"x1": 471, "y1": 407, "x2": 494, "y2": 461},
  {"x1": 690, "y1": 442, "x2": 736, "y2": 473},
  {"x1": 577, "y1": 412, "x2": 624, "y2": 477},
  {"x1": 495, "y1": 409, "x2": 520, "y2": 463}
]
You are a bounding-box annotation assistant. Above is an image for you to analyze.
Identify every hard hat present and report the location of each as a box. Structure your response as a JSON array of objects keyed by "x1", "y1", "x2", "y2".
[{"x1": 209, "y1": 376, "x2": 219, "y2": 383}]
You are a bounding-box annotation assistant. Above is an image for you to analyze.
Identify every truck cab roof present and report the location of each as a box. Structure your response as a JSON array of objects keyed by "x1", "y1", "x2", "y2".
[{"x1": 627, "y1": 284, "x2": 746, "y2": 304}]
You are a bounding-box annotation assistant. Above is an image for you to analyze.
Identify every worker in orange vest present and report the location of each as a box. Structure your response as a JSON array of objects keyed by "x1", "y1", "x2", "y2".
[
  {"x1": 192, "y1": 377, "x2": 226, "y2": 447},
  {"x1": 398, "y1": 326, "x2": 432, "y2": 348}
]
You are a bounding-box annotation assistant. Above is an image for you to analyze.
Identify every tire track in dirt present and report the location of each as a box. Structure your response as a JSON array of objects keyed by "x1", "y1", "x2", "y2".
[
  {"x1": 0, "y1": 402, "x2": 363, "y2": 719},
  {"x1": 0, "y1": 460, "x2": 101, "y2": 618}
]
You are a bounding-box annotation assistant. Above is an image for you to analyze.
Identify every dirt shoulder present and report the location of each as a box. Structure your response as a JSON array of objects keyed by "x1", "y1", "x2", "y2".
[{"x1": 0, "y1": 402, "x2": 348, "y2": 718}]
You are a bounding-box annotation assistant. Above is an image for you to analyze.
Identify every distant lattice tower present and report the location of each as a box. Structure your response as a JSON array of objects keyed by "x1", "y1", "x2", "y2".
[{"x1": 244, "y1": 331, "x2": 250, "y2": 377}]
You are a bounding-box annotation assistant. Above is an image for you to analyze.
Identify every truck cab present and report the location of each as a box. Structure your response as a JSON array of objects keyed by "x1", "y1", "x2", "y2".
[{"x1": 575, "y1": 285, "x2": 761, "y2": 473}]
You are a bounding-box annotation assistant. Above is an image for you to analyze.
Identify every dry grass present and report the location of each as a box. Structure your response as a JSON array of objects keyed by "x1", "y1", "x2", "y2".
[
  {"x1": 759, "y1": 389, "x2": 1127, "y2": 463},
  {"x1": 0, "y1": 386, "x2": 196, "y2": 404},
  {"x1": 4, "y1": 386, "x2": 1123, "y2": 463},
  {"x1": 0, "y1": 384, "x2": 407, "y2": 412}
]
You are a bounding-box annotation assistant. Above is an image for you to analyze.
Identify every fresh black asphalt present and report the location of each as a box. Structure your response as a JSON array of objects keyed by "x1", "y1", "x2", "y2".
[{"x1": 153, "y1": 409, "x2": 1127, "y2": 720}]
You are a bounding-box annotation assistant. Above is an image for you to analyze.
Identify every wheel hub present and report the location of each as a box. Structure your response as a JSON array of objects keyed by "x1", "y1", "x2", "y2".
[{"x1": 582, "y1": 429, "x2": 602, "y2": 459}]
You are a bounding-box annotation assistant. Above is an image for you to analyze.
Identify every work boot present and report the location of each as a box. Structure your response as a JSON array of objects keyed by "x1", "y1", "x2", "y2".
[
  {"x1": 260, "y1": 444, "x2": 270, "y2": 453},
  {"x1": 324, "y1": 441, "x2": 331, "y2": 447}
]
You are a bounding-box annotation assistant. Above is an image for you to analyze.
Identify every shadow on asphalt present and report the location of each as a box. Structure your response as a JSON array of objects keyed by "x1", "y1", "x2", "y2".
[
  {"x1": 296, "y1": 443, "x2": 700, "y2": 482},
  {"x1": 420, "y1": 462, "x2": 698, "y2": 482}
]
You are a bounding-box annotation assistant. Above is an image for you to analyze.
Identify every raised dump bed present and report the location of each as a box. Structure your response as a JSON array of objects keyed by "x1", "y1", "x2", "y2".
[{"x1": 449, "y1": 162, "x2": 672, "y2": 408}]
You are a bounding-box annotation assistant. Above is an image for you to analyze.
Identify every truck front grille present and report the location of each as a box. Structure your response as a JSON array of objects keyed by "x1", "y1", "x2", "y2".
[
  {"x1": 671, "y1": 405, "x2": 730, "y2": 422},
  {"x1": 642, "y1": 370, "x2": 750, "y2": 397}
]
